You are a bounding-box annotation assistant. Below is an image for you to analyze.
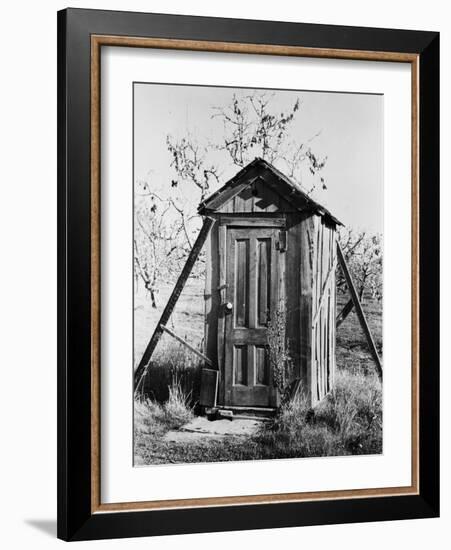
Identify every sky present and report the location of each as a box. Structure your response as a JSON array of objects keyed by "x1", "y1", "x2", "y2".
[{"x1": 134, "y1": 82, "x2": 383, "y2": 234}]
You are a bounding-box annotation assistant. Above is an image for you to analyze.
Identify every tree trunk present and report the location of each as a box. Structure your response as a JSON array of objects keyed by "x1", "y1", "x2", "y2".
[
  {"x1": 149, "y1": 288, "x2": 157, "y2": 309},
  {"x1": 145, "y1": 282, "x2": 157, "y2": 308},
  {"x1": 359, "y1": 284, "x2": 365, "y2": 302}
]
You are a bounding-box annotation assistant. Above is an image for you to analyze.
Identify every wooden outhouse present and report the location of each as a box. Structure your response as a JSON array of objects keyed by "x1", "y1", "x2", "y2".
[{"x1": 199, "y1": 158, "x2": 342, "y2": 410}]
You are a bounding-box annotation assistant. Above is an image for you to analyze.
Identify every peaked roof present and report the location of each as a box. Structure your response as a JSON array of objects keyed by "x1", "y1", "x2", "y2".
[{"x1": 198, "y1": 157, "x2": 342, "y2": 226}]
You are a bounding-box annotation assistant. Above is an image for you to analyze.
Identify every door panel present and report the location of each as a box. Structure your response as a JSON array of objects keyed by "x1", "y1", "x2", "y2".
[
  {"x1": 233, "y1": 345, "x2": 248, "y2": 385},
  {"x1": 255, "y1": 345, "x2": 270, "y2": 385},
  {"x1": 257, "y1": 238, "x2": 271, "y2": 327},
  {"x1": 223, "y1": 227, "x2": 281, "y2": 407},
  {"x1": 234, "y1": 239, "x2": 249, "y2": 327}
]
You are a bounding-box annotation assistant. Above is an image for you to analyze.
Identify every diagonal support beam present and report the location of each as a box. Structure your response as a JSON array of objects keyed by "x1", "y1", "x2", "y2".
[
  {"x1": 337, "y1": 242, "x2": 383, "y2": 380},
  {"x1": 160, "y1": 324, "x2": 213, "y2": 366},
  {"x1": 134, "y1": 217, "x2": 214, "y2": 390},
  {"x1": 336, "y1": 298, "x2": 354, "y2": 328}
]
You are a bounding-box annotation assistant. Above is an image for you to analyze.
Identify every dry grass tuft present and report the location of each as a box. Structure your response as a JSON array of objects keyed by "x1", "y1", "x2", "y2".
[
  {"x1": 134, "y1": 376, "x2": 193, "y2": 460},
  {"x1": 314, "y1": 370, "x2": 382, "y2": 453},
  {"x1": 164, "y1": 376, "x2": 194, "y2": 428},
  {"x1": 256, "y1": 369, "x2": 382, "y2": 458}
]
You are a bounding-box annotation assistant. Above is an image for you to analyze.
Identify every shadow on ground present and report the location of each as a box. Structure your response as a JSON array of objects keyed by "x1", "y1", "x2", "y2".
[{"x1": 25, "y1": 519, "x2": 57, "y2": 538}]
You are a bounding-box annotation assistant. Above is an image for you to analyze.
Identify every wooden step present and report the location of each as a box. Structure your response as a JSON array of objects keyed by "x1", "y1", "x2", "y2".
[{"x1": 216, "y1": 405, "x2": 277, "y2": 418}]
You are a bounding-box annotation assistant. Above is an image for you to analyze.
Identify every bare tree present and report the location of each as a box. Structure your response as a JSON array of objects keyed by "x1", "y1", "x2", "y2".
[
  {"x1": 136, "y1": 92, "x2": 330, "y2": 305},
  {"x1": 337, "y1": 227, "x2": 383, "y2": 325},
  {"x1": 135, "y1": 91, "x2": 369, "y2": 309},
  {"x1": 134, "y1": 181, "x2": 201, "y2": 307},
  {"x1": 212, "y1": 92, "x2": 327, "y2": 194},
  {"x1": 166, "y1": 134, "x2": 220, "y2": 202}
]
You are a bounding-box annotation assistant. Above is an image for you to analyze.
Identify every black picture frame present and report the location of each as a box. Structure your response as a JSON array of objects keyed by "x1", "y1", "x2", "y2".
[{"x1": 57, "y1": 7, "x2": 439, "y2": 541}]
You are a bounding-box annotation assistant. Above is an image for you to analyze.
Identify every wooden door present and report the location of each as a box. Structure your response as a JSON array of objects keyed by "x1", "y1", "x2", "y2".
[{"x1": 223, "y1": 226, "x2": 282, "y2": 408}]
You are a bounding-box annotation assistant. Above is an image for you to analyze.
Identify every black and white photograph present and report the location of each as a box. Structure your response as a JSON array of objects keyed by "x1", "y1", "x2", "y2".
[
  {"x1": 0, "y1": 0, "x2": 444, "y2": 546},
  {"x1": 133, "y1": 83, "x2": 384, "y2": 466}
]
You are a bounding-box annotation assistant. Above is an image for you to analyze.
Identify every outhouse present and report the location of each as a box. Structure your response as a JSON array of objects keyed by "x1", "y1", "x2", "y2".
[{"x1": 199, "y1": 158, "x2": 342, "y2": 410}]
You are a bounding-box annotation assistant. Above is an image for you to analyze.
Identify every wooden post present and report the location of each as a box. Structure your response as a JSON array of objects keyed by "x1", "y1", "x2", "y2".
[
  {"x1": 336, "y1": 242, "x2": 383, "y2": 380},
  {"x1": 134, "y1": 217, "x2": 214, "y2": 390}
]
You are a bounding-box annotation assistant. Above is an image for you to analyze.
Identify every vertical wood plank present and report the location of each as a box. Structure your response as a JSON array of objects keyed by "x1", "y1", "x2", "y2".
[
  {"x1": 323, "y1": 226, "x2": 330, "y2": 396},
  {"x1": 286, "y1": 215, "x2": 302, "y2": 383},
  {"x1": 278, "y1": 231, "x2": 286, "y2": 308},
  {"x1": 205, "y1": 222, "x2": 219, "y2": 366},
  {"x1": 329, "y1": 227, "x2": 333, "y2": 392},
  {"x1": 299, "y1": 215, "x2": 313, "y2": 402},
  {"x1": 324, "y1": 296, "x2": 328, "y2": 395},
  {"x1": 218, "y1": 224, "x2": 228, "y2": 403},
  {"x1": 327, "y1": 292, "x2": 332, "y2": 392},
  {"x1": 331, "y1": 230, "x2": 337, "y2": 388},
  {"x1": 316, "y1": 221, "x2": 323, "y2": 400},
  {"x1": 321, "y1": 307, "x2": 325, "y2": 399},
  {"x1": 204, "y1": 230, "x2": 212, "y2": 357},
  {"x1": 316, "y1": 221, "x2": 322, "y2": 312},
  {"x1": 234, "y1": 193, "x2": 245, "y2": 213},
  {"x1": 310, "y1": 216, "x2": 319, "y2": 404},
  {"x1": 271, "y1": 226, "x2": 283, "y2": 406}
]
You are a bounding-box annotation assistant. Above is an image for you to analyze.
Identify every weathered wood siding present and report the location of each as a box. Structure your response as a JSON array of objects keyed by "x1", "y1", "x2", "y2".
[
  {"x1": 298, "y1": 214, "x2": 315, "y2": 396},
  {"x1": 204, "y1": 181, "x2": 337, "y2": 408},
  {"x1": 310, "y1": 216, "x2": 337, "y2": 405},
  {"x1": 217, "y1": 177, "x2": 294, "y2": 214},
  {"x1": 204, "y1": 223, "x2": 220, "y2": 390},
  {"x1": 284, "y1": 213, "x2": 304, "y2": 383}
]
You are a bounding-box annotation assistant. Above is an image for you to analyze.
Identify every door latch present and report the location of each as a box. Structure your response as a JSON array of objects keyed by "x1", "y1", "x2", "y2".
[{"x1": 276, "y1": 229, "x2": 287, "y2": 252}]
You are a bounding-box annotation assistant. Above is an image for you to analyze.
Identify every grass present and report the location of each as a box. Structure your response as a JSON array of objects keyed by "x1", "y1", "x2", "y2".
[
  {"x1": 134, "y1": 281, "x2": 383, "y2": 465},
  {"x1": 134, "y1": 280, "x2": 204, "y2": 403},
  {"x1": 134, "y1": 370, "x2": 382, "y2": 464},
  {"x1": 264, "y1": 370, "x2": 382, "y2": 457},
  {"x1": 134, "y1": 379, "x2": 194, "y2": 464},
  {"x1": 336, "y1": 294, "x2": 383, "y2": 377},
  {"x1": 140, "y1": 336, "x2": 203, "y2": 403}
]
